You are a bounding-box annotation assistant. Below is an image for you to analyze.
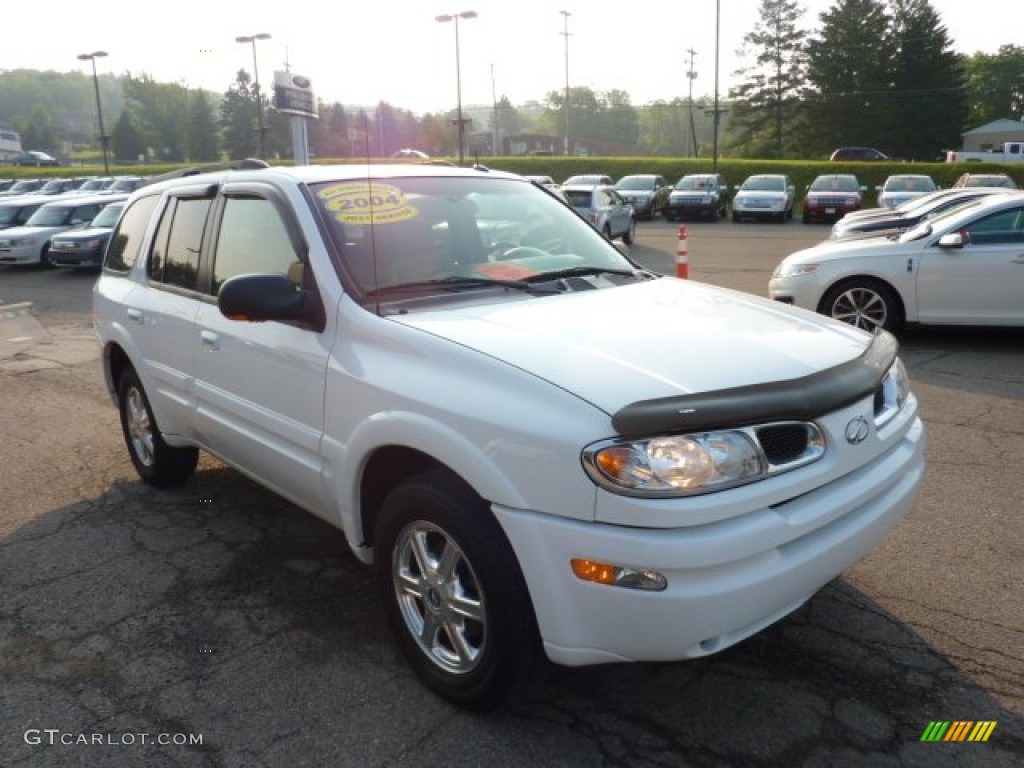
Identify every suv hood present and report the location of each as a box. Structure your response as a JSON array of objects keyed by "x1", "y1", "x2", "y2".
[
  {"x1": 735, "y1": 189, "x2": 785, "y2": 201},
  {"x1": 52, "y1": 226, "x2": 112, "y2": 242},
  {"x1": 390, "y1": 279, "x2": 870, "y2": 415},
  {"x1": 0, "y1": 224, "x2": 70, "y2": 240}
]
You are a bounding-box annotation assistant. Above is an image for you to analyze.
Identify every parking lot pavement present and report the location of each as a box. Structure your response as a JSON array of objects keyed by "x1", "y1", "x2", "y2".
[{"x1": 1, "y1": 234, "x2": 1023, "y2": 766}]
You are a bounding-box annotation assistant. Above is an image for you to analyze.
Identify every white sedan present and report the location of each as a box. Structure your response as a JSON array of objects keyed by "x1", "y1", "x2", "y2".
[{"x1": 770, "y1": 192, "x2": 1024, "y2": 331}]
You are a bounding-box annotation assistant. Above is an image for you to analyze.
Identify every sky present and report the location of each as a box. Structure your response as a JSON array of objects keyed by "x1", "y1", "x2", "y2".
[{"x1": 4, "y1": 0, "x2": 1017, "y2": 115}]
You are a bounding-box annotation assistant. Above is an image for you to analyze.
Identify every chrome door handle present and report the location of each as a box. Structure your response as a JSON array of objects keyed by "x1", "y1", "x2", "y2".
[
  {"x1": 126, "y1": 308, "x2": 143, "y2": 324},
  {"x1": 200, "y1": 330, "x2": 219, "y2": 350}
]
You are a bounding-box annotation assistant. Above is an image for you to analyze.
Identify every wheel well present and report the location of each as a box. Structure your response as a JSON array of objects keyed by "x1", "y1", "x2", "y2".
[
  {"x1": 106, "y1": 343, "x2": 132, "y2": 393},
  {"x1": 360, "y1": 447, "x2": 467, "y2": 548},
  {"x1": 817, "y1": 275, "x2": 906, "y2": 322}
]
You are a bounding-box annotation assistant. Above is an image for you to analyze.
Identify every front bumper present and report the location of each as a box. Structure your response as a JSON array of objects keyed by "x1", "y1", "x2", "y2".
[
  {"x1": 50, "y1": 246, "x2": 104, "y2": 268},
  {"x1": 805, "y1": 199, "x2": 860, "y2": 221},
  {"x1": 0, "y1": 244, "x2": 43, "y2": 264},
  {"x1": 667, "y1": 197, "x2": 718, "y2": 217},
  {"x1": 733, "y1": 197, "x2": 786, "y2": 219},
  {"x1": 494, "y1": 400, "x2": 925, "y2": 666}
]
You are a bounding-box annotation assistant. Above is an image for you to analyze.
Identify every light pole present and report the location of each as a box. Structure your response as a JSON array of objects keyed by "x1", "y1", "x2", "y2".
[
  {"x1": 686, "y1": 47, "x2": 698, "y2": 158},
  {"x1": 712, "y1": 0, "x2": 720, "y2": 171},
  {"x1": 560, "y1": 10, "x2": 571, "y2": 156},
  {"x1": 77, "y1": 51, "x2": 109, "y2": 174},
  {"x1": 235, "y1": 33, "x2": 272, "y2": 158},
  {"x1": 436, "y1": 11, "x2": 477, "y2": 165}
]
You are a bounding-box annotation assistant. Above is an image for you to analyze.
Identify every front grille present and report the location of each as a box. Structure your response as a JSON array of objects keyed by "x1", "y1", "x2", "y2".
[{"x1": 756, "y1": 424, "x2": 812, "y2": 465}]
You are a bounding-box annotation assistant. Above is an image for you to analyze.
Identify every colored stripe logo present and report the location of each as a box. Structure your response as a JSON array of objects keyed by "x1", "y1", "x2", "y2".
[{"x1": 920, "y1": 721, "x2": 997, "y2": 742}]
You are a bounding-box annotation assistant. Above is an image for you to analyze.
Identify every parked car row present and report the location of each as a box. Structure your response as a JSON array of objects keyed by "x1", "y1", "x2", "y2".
[
  {"x1": 0, "y1": 175, "x2": 147, "y2": 198},
  {"x1": 0, "y1": 193, "x2": 127, "y2": 268}
]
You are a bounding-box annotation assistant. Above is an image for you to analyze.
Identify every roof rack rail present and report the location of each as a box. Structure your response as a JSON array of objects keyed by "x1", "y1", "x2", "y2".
[{"x1": 145, "y1": 158, "x2": 270, "y2": 185}]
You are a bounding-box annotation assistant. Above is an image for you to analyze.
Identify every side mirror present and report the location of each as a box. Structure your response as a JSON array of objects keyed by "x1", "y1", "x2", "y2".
[
  {"x1": 938, "y1": 232, "x2": 965, "y2": 249},
  {"x1": 874, "y1": 185, "x2": 882, "y2": 192},
  {"x1": 218, "y1": 272, "x2": 310, "y2": 323}
]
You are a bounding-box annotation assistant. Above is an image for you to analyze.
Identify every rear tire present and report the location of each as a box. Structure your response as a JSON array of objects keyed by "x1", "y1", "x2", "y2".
[
  {"x1": 117, "y1": 368, "x2": 198, "y2": 487},
  {"x1": 623, "y1": 217, "x2": 636, "y2": 245}
]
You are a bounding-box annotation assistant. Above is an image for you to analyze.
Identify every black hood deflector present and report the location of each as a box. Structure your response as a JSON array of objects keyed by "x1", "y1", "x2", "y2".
[{"x1": 611, "y1": 332, "x2": 898, "y2": 436}]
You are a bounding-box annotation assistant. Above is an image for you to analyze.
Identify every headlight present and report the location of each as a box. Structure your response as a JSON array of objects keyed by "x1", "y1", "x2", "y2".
[
  {"x1": 583, "y1": 431, "x2": 764, "y2": 496},
  {"x1": 875, "y1": 357, "x2": 911, "y2": 427},
  {"x1": 773, "y1": 262, "x2": 819, "y2": 278}
]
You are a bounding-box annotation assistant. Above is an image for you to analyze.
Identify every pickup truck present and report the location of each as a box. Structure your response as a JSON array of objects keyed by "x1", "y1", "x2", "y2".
[
  {"x1": 946, "y1": 141, "x2": 1024, "y2": 163},
  {"x1": 94, "y1": 161, "x2": 926, "y2": 710}
]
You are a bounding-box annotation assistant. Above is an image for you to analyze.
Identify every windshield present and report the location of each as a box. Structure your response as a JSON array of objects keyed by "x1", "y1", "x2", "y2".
[
  {"x1": 884, "y1": 177, "x2": 935, "y2": 193},
  {"x1": 9, "y1": 180, "x2": 41, "y2": 192},
  {"x1": 77, "y1": 179, "x2": 112, "y2": 192},
  {"x1": 810, "y1": 176, "x2": 860, "y2": 192},
  {"x1": 25, "y1": 205, "x2": 73, "y2": 227},
  {"x1": 964, "y1": 175, "x2": 1015, "y2": 189},
  {"x1": 675, "y1": 176, "x2": 715, "y2": 190},
  {"x1": 91, "y1": 203, "x2": 124, "y2": 227},
  {"x1": 311, "y1": 175, "x2": 641, "y2": 297},
  {"x1": 617, "y1": 177, "x2": 655, "y2": 191},
  {"x1": 899, "y1": 198, "x2": 988, "y2": 243},
  {"x1": 740, "y1": 176, "x2": 783, "y2": 192}
]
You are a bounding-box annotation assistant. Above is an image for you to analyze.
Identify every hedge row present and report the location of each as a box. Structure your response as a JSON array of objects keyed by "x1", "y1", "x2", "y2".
[{"x1": 7, "y1": 157, "x2": 1021, "y2": 209}]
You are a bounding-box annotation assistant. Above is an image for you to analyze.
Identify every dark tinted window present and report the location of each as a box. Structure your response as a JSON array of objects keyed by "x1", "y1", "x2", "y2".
[
  {"x1": 104, "y1": 194, "x2": 160, "y2": 272},
  {"x1": 211, "y1": 196, "x2": 301, "y2": 294},
  {"x1": 148, "y1": 198, "x2": 209, "y2": 290}
]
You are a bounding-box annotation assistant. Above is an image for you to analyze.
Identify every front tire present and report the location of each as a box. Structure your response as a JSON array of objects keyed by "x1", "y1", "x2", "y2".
[
  {"x1": 819, "y1": 279, "x2": 903, "y2": 333},
  {"x1": 376, "y1": 470, "x2": 542, "y2": 711},
  {"x1": 117, "y1": 368, "x2": 198, "y2": 487}
]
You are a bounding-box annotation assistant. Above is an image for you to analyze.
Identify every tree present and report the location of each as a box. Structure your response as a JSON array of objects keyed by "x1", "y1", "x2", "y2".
[
  {"x1": 121, "y1": 74, "x2": 189, "y2": 162},
  {"x1": 962, "y1": 45, "x2": 1024, "y2": 126},
  {"x1": 884, "y1": 0, "x2": 965, "y2": 160},
  {"x1": 727, "y1": 0, "x2": 807, "y2": 158},
  {"x1": 490, "y1": 96, "x2": 522, "y2": 140},
  {"x1": 111, "y1": 111, "x2": 146, "y2": 164},
  {"x1": 19, "y1": 104, "x2": 58, "y2": 152},
  {"x1": 220, "y1": 70, "x2": 258, "y2": 160},
  {"x1": 638, "y1": 100, "x2": 691, "y2": 156},
  {"x1": 186, "y1": 90, "x2": 220, "y2": 162},
  {"x1": 803, "y1": 0, "x2": 895, "y2": 156}
]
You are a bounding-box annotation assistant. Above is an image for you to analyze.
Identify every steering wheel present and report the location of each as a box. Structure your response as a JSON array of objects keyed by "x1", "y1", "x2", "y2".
[{"x1": 493, "y1": 245, "x2": 549, "y2": 261}]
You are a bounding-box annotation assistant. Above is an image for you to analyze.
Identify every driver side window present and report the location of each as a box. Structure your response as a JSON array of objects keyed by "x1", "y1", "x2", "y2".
[{"x1": 211, "y1": 196, "x2": 304, "y2": 294}]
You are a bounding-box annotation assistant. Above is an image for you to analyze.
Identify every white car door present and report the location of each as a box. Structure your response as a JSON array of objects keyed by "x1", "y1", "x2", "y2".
[
  {"x1": 191, "y1": 187, "x2": 331, "y2": 514},
  {"x1": 916, "y1": 202, "x2": 1024, "y2": 325},
  {"x1": 117, "y1": 191, "x2": 207, "y2": 439}
]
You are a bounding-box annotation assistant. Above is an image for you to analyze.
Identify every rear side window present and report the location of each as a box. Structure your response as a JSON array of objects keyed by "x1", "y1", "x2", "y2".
[
  {"x1": 148, "y1": 197, "x2": 211, "y2": 290},
  {"x1": 104, "y1": 194, "x2": 161, "y2": 273}
]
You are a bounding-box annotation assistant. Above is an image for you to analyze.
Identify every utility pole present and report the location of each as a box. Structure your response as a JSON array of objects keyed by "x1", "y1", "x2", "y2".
[
  {"x1": 686, "y1": 48, "x2": 698, "y2": 158},
  {"x1": 559, "y1": 10, "x2": 571, "y2": 156},
  {"x1": 491, "y1": 63, "x2": 499, "y2": 156}
]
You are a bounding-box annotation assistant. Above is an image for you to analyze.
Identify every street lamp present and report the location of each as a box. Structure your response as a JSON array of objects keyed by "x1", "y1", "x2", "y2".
[
  {"x1": 235, "y1": 33, "x2": 272, "y2": 158},
  {"x1": 77, "y1": 51, "x2": 109, "y2": 174},
  {"x1": 560, "y1": 10, "x2": 571, "y2": 156},
  {"x1": 436, "y1": 11, "x2": 477, "y2": 165}
]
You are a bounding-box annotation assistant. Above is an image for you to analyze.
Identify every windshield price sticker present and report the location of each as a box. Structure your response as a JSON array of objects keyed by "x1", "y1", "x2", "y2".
[{"x1": 319, "y1": 183, "x2": 418, "y2": 225}]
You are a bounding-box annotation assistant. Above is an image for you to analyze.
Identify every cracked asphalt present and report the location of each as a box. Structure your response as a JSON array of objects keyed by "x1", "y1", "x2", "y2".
[{"x1": 1, "y1": 221, "x2": 1021, "y2": 767}]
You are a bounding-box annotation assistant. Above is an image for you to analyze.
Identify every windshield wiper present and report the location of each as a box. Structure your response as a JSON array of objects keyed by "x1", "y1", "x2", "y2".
[
  {"x1": 365, "y1": 275, "x2": 560, "y2": 297},
  {"x1": 522, "y1": 265, "x2": 647, "y2": 283}
]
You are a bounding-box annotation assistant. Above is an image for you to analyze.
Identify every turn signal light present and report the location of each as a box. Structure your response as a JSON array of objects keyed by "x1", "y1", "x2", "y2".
[{"x1": 570, "y1": 558, "x2": 667, "y2": 591}]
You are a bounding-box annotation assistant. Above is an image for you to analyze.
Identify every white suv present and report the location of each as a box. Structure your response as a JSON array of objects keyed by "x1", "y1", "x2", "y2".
[{"x1": 94, "y1": 162, "x2": 926, "y2": 710}]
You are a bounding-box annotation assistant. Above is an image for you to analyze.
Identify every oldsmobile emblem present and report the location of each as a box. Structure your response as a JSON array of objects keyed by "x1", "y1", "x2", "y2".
[{"x1": 845, "y1": 416, "x2": 870, "y2": 445}]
